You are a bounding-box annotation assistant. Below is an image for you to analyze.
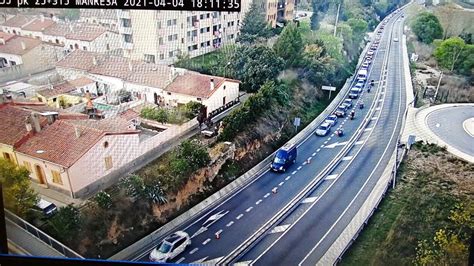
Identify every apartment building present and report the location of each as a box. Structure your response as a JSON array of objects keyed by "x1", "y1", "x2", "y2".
[{"x1": 116, "y1": 2, "x2": 251, "y2": 64}]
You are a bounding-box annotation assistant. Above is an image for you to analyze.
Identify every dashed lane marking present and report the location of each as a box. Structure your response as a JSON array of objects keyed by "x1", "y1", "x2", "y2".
[
  {"x1": 236, "y1": 214, "x2": 244, "y2": 220},
  {"x1": 297, "y1": 166, "x2": 302, "y2": 170},
  {"x1": 255, "y1": 199, "x2": 262, "y2": 205},
  {"x1": 312, "y1": 152, "x2": 317, "y2": 156},
  {"x1": 325, "y1": 174, "x2": 339, "y2": 180},
  {"x1": 226, "y1": 221, "x2": 234, "y2": 227},
  {"x1": 245, "y1": 207, "x2": 253, "y2": 213},
  {"x1": 316, "y1": 149, "x2": 321, "y2": 152},
  {"x1": 176, "y1": 257, "x2": 185, "y2": 263},
  {"x1": 269, "y1": 224, "x2": 290, "y2": 234},
  {"x1": 324, "y1": 141, "x2": 328, "y2": 144},
  {"x1": 285, "y1": 176, "x2": 291, "y2": 181},
  {"x1": 189, "y1": 248, "x2": 199, "y2": 255},
  {"x1": 292, "y1": 171, "x2": 297, "y2": 175},
  {"x1": 264, "y1": 193, "x2": 271, "y2": 198},
  {"x1": 202, "y1": 238, "x2": 211, "y2": 245},
  {"x1": 279, "y1": 181, "x2": 284, "y2": 186}
]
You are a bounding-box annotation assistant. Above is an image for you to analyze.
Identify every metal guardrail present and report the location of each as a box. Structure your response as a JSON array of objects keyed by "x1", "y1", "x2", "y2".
[{"x1": 4, "y1": 209, "x2": 83, "y2": 258}]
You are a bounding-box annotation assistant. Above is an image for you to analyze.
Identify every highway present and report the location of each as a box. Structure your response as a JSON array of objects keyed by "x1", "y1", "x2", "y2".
[{"x1": 128, "y1": 7, "x2": 409, "y2": 265}]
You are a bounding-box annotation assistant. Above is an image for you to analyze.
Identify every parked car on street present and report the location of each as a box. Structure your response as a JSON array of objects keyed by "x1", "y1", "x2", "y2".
[
  {"x1": 35, "y1": 198, "x2": 57, "y2": 217},
  {"x1": 149, "y1": 231, "x2": 191, "y2": 262}
]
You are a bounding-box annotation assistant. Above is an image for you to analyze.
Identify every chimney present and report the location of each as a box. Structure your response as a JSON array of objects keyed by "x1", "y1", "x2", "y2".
[
  {"x1": 20, "y1": 41, "x2": 26, "y2": 50},
  {"x1": 92, "y1": 56, "x2": 97, "y2": 65},
  {"x1": 25, "y1": 117, "x2": 33, "y2": 132},
  {"x1": 210, "y1": 78, "x2": 215, "y2": 91},
  {"x1": 0, "y1": 38, "x2": 5, "y2": 45},
  {"x1": 74, "y1": 126, "x2": 81, "y2": 138},
  {"x1": 29, "y1": 113, "x2": 41, "y2": 133}
]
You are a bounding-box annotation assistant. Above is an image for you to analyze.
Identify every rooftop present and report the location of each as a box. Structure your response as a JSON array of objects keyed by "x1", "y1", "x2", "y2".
[
  {"x1": 0, "y1": 104, "x2": 36, "y2": 146},
  {"x1": 166, "y1": 72, "x2": 236, "y2": 99},
  {"x1": 22, "y1": 18, "x2": 56, "y2": 32},
  {"x1": 0, "y1": 36, "x2": 42, "y2": 55},
  {"x1": 65, "y1": 24, "x2": 107, "y2": 41},
  {"x1": 80, "y1": 9, "x2": 117, "y2": 20},
  {"x1": 2, "y1": 15, "x2": 31, "y2": 28},
  {"x1": 37, "y1": 82, "x2": 77, "y2": 98},
  {"x1": 0, "y1": 32, "x2": 16, "y2": 43}
]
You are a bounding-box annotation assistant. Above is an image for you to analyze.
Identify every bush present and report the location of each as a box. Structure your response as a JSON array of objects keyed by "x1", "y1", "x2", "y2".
[
  {"x1": 93, "y1": 191, "x2": 112, "y2": 210},
  {"x1": 412, "y1": 12, "x2": 443, "y2": 44},
  {"x1": 48, "y1": 205, "x2": 81, "y2": 243},
  {"x1": 140, "y1": 107, "x2": 169, "y2": 124},
  {"x1": 182, "y1": 101, "x2": 203, "y2": 119}
]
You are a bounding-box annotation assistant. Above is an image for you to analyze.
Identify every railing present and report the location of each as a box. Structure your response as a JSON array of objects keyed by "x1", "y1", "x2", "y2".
[{"x1": 4, "y1": 209, "x2": 83, "y2": 258}]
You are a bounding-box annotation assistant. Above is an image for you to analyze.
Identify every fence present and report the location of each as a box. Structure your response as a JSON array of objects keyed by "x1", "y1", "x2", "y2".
[{"x1": 4, "y1": 209, "x2": 83, "y2": 258}]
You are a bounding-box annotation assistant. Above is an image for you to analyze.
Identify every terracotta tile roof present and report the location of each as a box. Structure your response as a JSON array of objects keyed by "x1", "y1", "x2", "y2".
[
  {"x1": 69, "y1": 77, "x2": 95, "y2": 87},
  {"x1": 0, "y1": 104, "x2": 33, "y2": 146},
  {"x1": 42, "y1": 23, "x2": 70, "y2": 37},
  {"x1": 119, "y1": 109, "x2": 139, "y2": 122},
  {"x1": 69, "y1": 117, "x2": 133, "y2": 132},
  {"x1": 165, "y1": 73, "x2": 228, "y2": 99},
  {"x1": 37, "y1": 82, "x2": 77, "y2": 98},
  {"x1": 16, "y1": 120, "x2": 104, "y2": 167},
  {"x1": 2, "y1": 15, "x2": 31, "y2": 28},
  {"x1": 57, "y1": 50, "x2": 172, "y2": 89},
  {"x1": 65, "y1": 24, "x2": 106, "y2": 41},
  {"x1": 80, "y1": 9, "x2": 117, "y2": 20},
  {"x1": 22, "y1": 18, "x2": 55, "y2": 32},
  {"x1": 0, "y1": 32, "x2": 16, "y2": 42},
  {"x1": 0, "y1": 36, "x2": 41, "y2": 55}
]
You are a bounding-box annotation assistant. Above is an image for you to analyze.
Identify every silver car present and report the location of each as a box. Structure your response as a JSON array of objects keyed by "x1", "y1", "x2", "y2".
[
  {"x1": 325, "y1": 115, "x2": 338, "y2": 126},
  {"x1": 316, "y1": 122, "x2": 331, "y2": 136},
  {"x1": 149, "y1": 231, "x2": 191, "y2": 262}
]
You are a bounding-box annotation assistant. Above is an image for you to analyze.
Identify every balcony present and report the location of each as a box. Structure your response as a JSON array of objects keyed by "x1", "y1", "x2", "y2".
[{"x1": 117, "y1": 10, "x2": 131, "y2": 19}]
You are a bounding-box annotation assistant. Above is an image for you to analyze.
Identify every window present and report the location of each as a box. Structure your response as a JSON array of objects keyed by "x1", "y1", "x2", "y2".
[
  {"x1": 168, "y1": 35, "x2": 172, "y2": 41},
  {"x1": 160, "y1": 54, "x2": 164, "y2": 60},
  {"x1": 105, "y1": 156, "x2": 113, "y2": 170},
  {"x1": 200, "y1": 14, "x2": 204, "y2": 20},
  {"x1": 3, "y1": 152, "x2": 12, "y2": 162},
  {"x1": 144, "y1": 54, "x2": 155, "y2": 63},
  {"x1": 106, "y1": 44, "x2": 110, "y2": 50},
  {"x1": 103, "y1": 141, "x2": 109, "y2": 148},
  {"x1": 23, "y1": 161, "x2": 32, "y2": 172},
  {"x1": 157, "y1": 21, "x2": 161, "y2": 29},
  {"x1": 206, "y1": 13, "x2": 210, "y2": 18},
  {"x1": 52, "y1": 98, "x2": 57, "y2": 102},
  {"x1": 167, "y1": 92, "x2": 172, "y2": 95},
  {"x1": 121, "y1": 18, "x2": 132, "y2": 27},
  {"x1": 169, "y1": 51, "x2": 174, "y2": 58},
  {"x1": 124, "y1": 34, "x2": 133, "y2": 43},
  {"x1": 159, "y1": 37, "x2": 163, "y2": 45},
  {"x1": 83, "y1": 46, "x2": 87, "y2": 50},
  {"x1": 51, "y1": 170, "x2": 63, "y2": 185},
  {"x1": 197, "y1": 97, "x2": 202, "y2": 101}
]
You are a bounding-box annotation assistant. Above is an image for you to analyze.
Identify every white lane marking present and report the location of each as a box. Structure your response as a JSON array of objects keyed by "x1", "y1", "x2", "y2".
[
  {"x1": 202, "y1": 238, "x2": 211, "y2": 245},
  {"x1": 245, "y1": 207, "x2": 253, "y2": 213},
  {"x1": 297, "y1": 166, "x2": 302, "y2": 170},
  {"x1": 328, "y1": 137, "x2": 332, "y2": 141},
  {"x1": 312, "y1": 152, "x2": 317, "y2": 156},
  {"x1": 236, "y1": 214, "x2": 244, "y2": 220},
  {"x1": 364, "y1": 127, "x2": 373, "y2": 131},
  {"x1": 189, "y1": 248, "x2": 199, "y2": 255},
  {"x1": 320, "y1": 145, "x2": 325, "y2": 148},
  {"x1": 235, "y1": 260, "x2": 253, "y2": 265},
  {"x1": 301, "y1": 197, "x2": 318, "y2": 204},
  {"x1": 176, "y1": 257, "x2": 185, "y2": 263},
  {"x1": 341, "y1": 121, "x2": 345, "y2": 125},
  {"x1": 331, "y1": 134, "x2": 335, "y2": 137},
  {"x1": 307, "y1": 156, "x2": 312, "y2": 161},
  {"x1": 255, "y1": 199, "x2": 262, "y2": 205},
  {"x1": 375, "y1": 107, "x2": 381, "y2": 110},
  {"x1": 226, "y1": 221, "x2": 234, "y2": 227},
  {"x1": 192, "y1": 257, "x2": 209, "y2": 263},
  {"x1": 325, "y1": 174, "x2": 339, "y2": 180},
  {"x1": 264, "y1": 193, "x2": 271, "y2": 198},
  {"x1": 279, "y1": 181, "x2": 284, "y2": 186},
  {"x1": 285, "y1": 176, "x2": 291, "y2": 181},
  {"x1": 292, "y1": 171, "x2": 297, "y2": 175},
  {"x1": 216, "y1": 229, "x2": 223, "y2": 235},
  {"x1": 378, "y1": 99, "x2": 383, "y2": 102},
  {"x1": 269, "y1": 224, "x2": 290, "y2": 234},
  {"x1": 324, "y1": 141, "x2": 328, "y2": 144},
  {"x1": 316, "y1": 149, "x2": 321, "y2": 152},
  {"x1": 355, "y1": 140, "x2": 364, "y2": 145},
  {"x1": 371, "y1": 116, "x2": 378, "y2": 120},
  {"x1": 325, "y1": 141, "x2": 348, "y2": 148},
  {"x1": 342, "y1": 156, "x2": 353, "y2": 161},
  {"x1": 302, "y1": 161, "x2": 307, "y2": 166}
]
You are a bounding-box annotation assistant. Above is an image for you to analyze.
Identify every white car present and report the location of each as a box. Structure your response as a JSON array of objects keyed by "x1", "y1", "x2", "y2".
[
  {"x1": 149, "y1": 231, "x2": 191, "y2": 262},
  {"x1": 393, "y1": 38, "x2": 399, "y2": 42},
  {"x1": 316, "y1": 122, "x2": 331, "y2": 136},
  {"x1": 325, "y1": 115, "x2": 338, "y2": 126}
]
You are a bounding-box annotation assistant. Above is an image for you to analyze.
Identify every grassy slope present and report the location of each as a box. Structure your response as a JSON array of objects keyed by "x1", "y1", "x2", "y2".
[{"x1": 341, "y1": 143, "x2": 473, "y2": 265}]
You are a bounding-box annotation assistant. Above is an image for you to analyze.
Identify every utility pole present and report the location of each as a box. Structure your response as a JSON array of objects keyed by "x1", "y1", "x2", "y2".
[
  {"x1": 333, "y1": 3, "x2": 341, "y2": 37},
  {"x1": 0, "y1": 183, "x2": 8, "y2": 254},
  {"x1": 433, "y1": 71, "x2": 443, "y2": 103}
]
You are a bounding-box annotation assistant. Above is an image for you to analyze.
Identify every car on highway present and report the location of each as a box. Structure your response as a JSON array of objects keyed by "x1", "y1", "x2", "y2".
[
  {"x1": 361, "y1": 62, "x2": 369, "y2": 69},
  {"x1": 325, "y1": 115, "x2": 338, "y2": 126},
  {"x1": 270, "y1": 143, "x2": 297, "y2": 172},
  {"x1": 349, "y1": 88, "x2": 360, "y2": 99},
  {"x1": 393, "y1": 37, "x2": 399, "y2": 42},
  {"x1": 354, "y1": 81, "x2": 365, "y2": 90},
  {"x1": 343, "y1": 99, "x2": 353, "y2": 107},
  {"x1": 334, "y1": 105, "x2": 348, "y2": 117},
  {"x1": 315, "y1": 122, "x2": 331, "y2": 136},
  {"x1": 149, "y1": 231, "x2": 191, "y2": 262}
]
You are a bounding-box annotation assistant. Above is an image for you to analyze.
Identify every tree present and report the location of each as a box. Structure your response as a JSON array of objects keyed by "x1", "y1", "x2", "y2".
[
  {"x1": 0, "y1": 159, "x2": 38, "y2": 217},
  {"x1": 415, "y1": 229, "x2": 468, "y2": 265},
  {"x1": 48, "y1": 205, "x2": 81, "y2": 243},
  {"x1": 182, "y1": 101, "x2": 203, "y2": 119},
  {"x1": 176, "y1": 140, "x2": 210, "y2": 169},
  {"x1": 93, "y1": 191, "x2": 112, "y2": 210},
  {"x1": 238, "y1": 1, "x2": 272, "y2": 44},
  {"x1": 273, "y1": 22, "x2": 304, "y2": 67},
  {"x1": 434, "y1": 37, "x2": 468, "y2": 72},
  {"x1": 301, "y1": 43, "x2": 336, "y2": 86},
  {"x1": 120, "y1": 175, "x2": 167, "y2": 205},
  {"x1": 412, "y1": 12, "x2": 443, "y2": 44},
  {"x1": 234, "y1": 46, "x2": 284, "y2": 92}
]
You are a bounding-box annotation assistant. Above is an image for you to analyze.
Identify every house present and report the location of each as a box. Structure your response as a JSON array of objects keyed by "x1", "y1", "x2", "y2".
[
  {"x1": 79, "y1": 9, "x2": 118, "y2": 31},
  {"x1": 56, "y1": 50, "x2": 241, "y2": 115},
  {"x1": 35, "y1": 77, "x2": 97, "y2": 109},
  {"x1": 0, "y1": 35, "x2": 62, "y2": 83},
  {"x1": 20, "y1": 17, "x2": 56, "y2": 40},
  {"x1": 1, "y1": 15, "x2": 31, "y2": 36},
  {"x1": 15, "y1": 117, "x2": 141, "y2": 198}
]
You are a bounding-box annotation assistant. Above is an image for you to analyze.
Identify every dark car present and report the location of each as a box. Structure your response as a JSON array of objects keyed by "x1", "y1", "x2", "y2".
[
  {"x1": 335, "y1": 105, "x2": 348, "y2": 117},
  {"x1": 270, "y1": 143, "x2": 297, "y2": 172}
]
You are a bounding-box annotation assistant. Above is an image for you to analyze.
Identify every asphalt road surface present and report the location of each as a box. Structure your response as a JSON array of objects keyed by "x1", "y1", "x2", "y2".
[
  {"x1": 130, "y1": 8, "x2": 408, "y2": 265},
  {"x1": 426, "y1": 105, "x2": 474, "y2": 157}
]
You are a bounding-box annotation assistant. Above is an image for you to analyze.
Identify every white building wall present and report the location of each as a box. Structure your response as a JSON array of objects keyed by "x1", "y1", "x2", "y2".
[
  {"x1": 68, "y1": 133, "x2": 141, "y2": 195},
  {"x1": 203, "y1": 81, "x2": 240, "y2": 114},
  {"x1": 0, "y1": 53, "x2": 23, "y2": 67}
]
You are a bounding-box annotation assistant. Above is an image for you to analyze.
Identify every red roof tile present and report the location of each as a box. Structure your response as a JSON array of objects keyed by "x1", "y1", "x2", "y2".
[
  {"x1": 0, "y1": 36, "x2": 41, "y2": 55},
  {"x1": 0, "y1": 104, "x2": 33, "y2": 146},
  {"x1": 37, "y1": 82, "x2": 77, "y2": 98},
  {"x1": 2, "y1": 15, "x2": 31, "y2": 28},
  {"x1": 0, "y1": 32, "x2": 16, "y2": 42},
  {"x1": 65, "y1": 24, "x2": 106, "y2": 41},
  {"x1": 69, "y1": 77, "x2": 95, "y2": 87},
  {"x1": 165, "y1": 73, "x2": 229, "y2": 99},
  {"x1": 22, "y1": 18, "x2": 55, "y2": 32}
]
